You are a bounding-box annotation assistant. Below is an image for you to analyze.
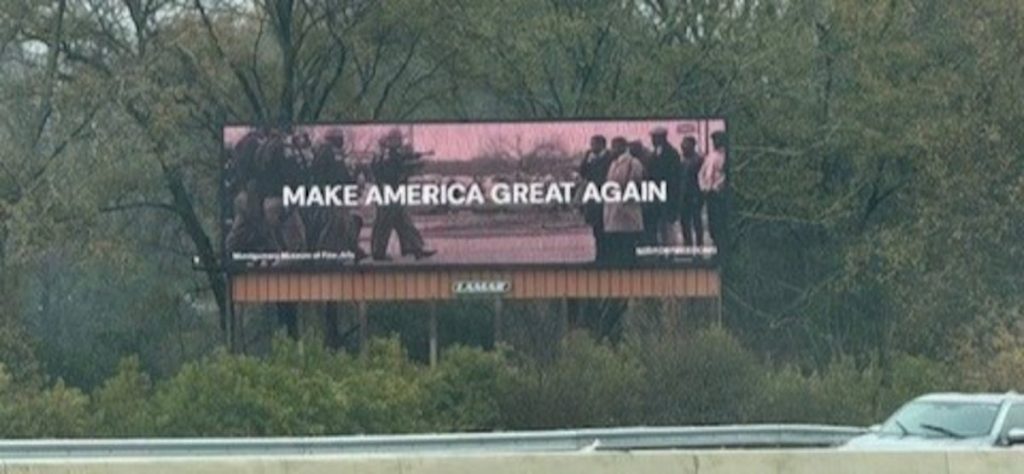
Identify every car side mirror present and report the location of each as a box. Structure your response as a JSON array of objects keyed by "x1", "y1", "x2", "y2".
[{"x1": 1007, "y1": 428, "x2": 1024, "y2": 446}]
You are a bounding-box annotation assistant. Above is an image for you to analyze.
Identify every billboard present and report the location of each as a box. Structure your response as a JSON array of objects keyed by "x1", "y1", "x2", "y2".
[{"x1": 222, "y1": 119, "x2": 727, "y2": 271}]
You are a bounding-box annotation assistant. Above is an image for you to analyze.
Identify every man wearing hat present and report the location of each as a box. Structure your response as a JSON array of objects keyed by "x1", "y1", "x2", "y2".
[
  {"x1": 578, "y1": 134, "x2": 611, "y2": 262},
  {"x1": 646, "y1": 126, "x2": 682, "y2": 246},
  {"x1": 225, "y1": 128, "x2": 273, "y2": 258},
  {"x1": 604, "y1": 138, "x2": 645, "y2": 263},
  {"x1": 369, "y1": 128, "x2": 436, "y2": 261},
  {"x1": 679, "y1": 136, "x2": 705, "y2": 247},
  {"x1": 257, "y1": 130, "x2": 307, "y2": 258},
  {"x1": 308, "y1": 129, "x2": 368, "y2": 263}
]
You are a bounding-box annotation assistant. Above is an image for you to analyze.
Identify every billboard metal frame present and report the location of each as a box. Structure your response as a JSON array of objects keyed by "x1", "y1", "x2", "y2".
[{"x1": 219, "y1": 116, "x2": 729, "y2": 275}]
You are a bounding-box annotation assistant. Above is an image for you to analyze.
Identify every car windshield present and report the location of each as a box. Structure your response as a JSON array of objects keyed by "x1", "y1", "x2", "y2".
[{"x1": 880, "y1": 400, "x2": 1000, "y2": 438}]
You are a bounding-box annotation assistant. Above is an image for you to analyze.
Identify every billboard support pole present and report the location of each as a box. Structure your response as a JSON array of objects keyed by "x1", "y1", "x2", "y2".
[
  {"x1": 234, "y1": 303, "x2": 247, "y2": 354},
  {"x1": 559, "y1": 298, "x2": 570, "y2": 336},
  {"x1": 227, "y1": 297, "x2": 243, "y2": 355},
  {"x1": 493, "y1": 298, "x2": 504, "y2": 348},
  {"x1": 565, "y1": 299, "x2": 579, "y2": 331},
  {"x1": 715, "y1": 294, "x2": 724, "y2": 328},
  {"x1": 225, "y1": 302, "x2": 235, "y2": 353},
  {"x1": 237, "y1": 304, "x2": 246, "y2": 353},
  {"x1": 358, "y1": 302, "x2": 368, "y2": 354},
  {"x1": 223, "y1": 276, "x2": 234, "y2": 352},
  {"x1": 428, "y1": 302, "x2": 438, "y2": 367},
  {"x1": 663, "y1": 298, "x2": 679, "y2": 335}
]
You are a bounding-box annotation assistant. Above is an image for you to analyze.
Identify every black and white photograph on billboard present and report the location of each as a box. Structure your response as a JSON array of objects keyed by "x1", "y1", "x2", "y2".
[{"x1": 222, "y1": 119, "x2": 727, "y2": 270}]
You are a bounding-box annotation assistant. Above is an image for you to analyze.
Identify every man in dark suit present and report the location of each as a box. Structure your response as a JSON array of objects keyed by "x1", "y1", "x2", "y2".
[
  {"x1": 646, "y1": 127, "x2": 682, "y2": 246},
  {"x1": 578, "y1": 135, "x2": 611, "y2": 262},
  {"x1": 679, "y1": 136, "x2": 704, "y2": 247}
]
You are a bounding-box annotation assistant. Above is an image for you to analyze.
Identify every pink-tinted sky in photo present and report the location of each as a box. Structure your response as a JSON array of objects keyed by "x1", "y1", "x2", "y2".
[{"x1": 224, "y1": 119, "x2": 726, "y2": 161}]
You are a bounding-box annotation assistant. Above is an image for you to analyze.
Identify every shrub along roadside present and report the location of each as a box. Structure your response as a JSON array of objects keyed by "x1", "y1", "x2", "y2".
[{"x1": 0, "y1": 331, "x2": 995, "y2": 438}]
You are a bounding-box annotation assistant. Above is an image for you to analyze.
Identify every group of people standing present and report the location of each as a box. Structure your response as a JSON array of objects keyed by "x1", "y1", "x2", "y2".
[
  {"x1": 224, "y1": 127, "x2": 435, "y2": 267},
  {"x1": 578, "y1": 128, "x2": 727, "y2": 264}
]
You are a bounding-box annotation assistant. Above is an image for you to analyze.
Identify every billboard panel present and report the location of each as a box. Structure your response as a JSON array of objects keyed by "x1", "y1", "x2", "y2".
[{"x1": 222, "y1": 119, "x2": 727, "y2": 271}]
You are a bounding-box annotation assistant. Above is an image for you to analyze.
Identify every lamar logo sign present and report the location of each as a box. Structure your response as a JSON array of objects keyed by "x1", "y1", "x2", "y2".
[{"x1": 452, "y1": 280, "x2": 511, "y2": 296}]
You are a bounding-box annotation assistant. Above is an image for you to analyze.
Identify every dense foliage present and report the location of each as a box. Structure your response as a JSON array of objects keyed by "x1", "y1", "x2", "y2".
[
  {"x1": 0, "y1": 0, "x2": 1021, "y2": 435},
  {"x1": 0, "y1": 331, "x2": 974, "y2": 437}
]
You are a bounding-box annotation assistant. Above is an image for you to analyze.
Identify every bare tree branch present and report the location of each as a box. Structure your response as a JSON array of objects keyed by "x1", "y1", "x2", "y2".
[
  {"x1": 372, "y1": 33, "x2": 421, "y2": 119},
  {"x1": 99, "y1": 201, "x2": 176, "y2": 214},
  {"x1": 31, "y1": 0, "x2": 68, "y2": 149},
  {"x1": 192, "y1": 0, "x2": 267, "y2": 121}
]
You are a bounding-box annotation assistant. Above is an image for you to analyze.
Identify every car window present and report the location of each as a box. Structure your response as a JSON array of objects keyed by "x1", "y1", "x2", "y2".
[
  {"x1": 881, "y1": 401, "x2": 1001, "y2": 438},
  {"x1": 999, "y1": 403, "x2": 1024, "y2": 438}
]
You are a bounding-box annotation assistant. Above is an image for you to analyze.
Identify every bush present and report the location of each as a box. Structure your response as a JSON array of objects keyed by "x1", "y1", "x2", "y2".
[
  {"x1": 755, "y1": 358, "x2": 880, "y2": 425},
  {"x1": 0, "y1": 324, "x2": 41, "y2": 385},
  {"x1": 0, "y1": 364, "x2": 90, "y2": 437},
  {"x1": 90, "y1": 356, "x2": 155, "y2": 436},
  {"x1": 0, "y1": 328, "x2": 975, "y2": 437},
  {"x1": 423, "y1": 345, "x2": 512, "y2": 431},
  {"x1": 878, "y1": 354, "x2": 957, "y2": 414},
  {"x1": 755, "y1": 354, "x2": 953, "y2": 425},
  {"x1": 500, "y1": 333, "x2": 643, "y2": 429},
  {"x1": 149, "y1": 338, "x2": 434, "y2": 436},
  {"x1": 330, "y1": 338, "x2": 429, "y2": 434},
  {"x1": 956, "y1": 321, "x2": 1024, "y2": 392},
  {"x1": 628, "y1": 327, "x2": 762, "y2": 425},
  {"x1": 150, "y1": 349, "x2": 343, "y2": 436}
]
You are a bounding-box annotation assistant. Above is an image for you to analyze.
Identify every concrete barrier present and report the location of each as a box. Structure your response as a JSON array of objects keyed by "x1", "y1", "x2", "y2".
[{"x1": 4, "y1": 450, "x2": 1024, "y2": 474}]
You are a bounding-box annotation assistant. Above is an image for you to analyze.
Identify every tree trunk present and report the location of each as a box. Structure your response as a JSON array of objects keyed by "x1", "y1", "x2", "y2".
[{"x1": 162, "y1": 164, "x2": 229, "y2": 332}]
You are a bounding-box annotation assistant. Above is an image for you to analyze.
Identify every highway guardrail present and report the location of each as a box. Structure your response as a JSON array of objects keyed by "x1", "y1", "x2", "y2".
[{"x1": 0, "y1": 424, "x2": 866, "y2": 459}]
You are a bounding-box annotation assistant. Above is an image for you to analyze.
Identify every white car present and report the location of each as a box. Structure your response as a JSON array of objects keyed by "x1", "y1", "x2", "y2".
[{"x1": 842, "y1": 392, "x2": 1024, "y2": 450}]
